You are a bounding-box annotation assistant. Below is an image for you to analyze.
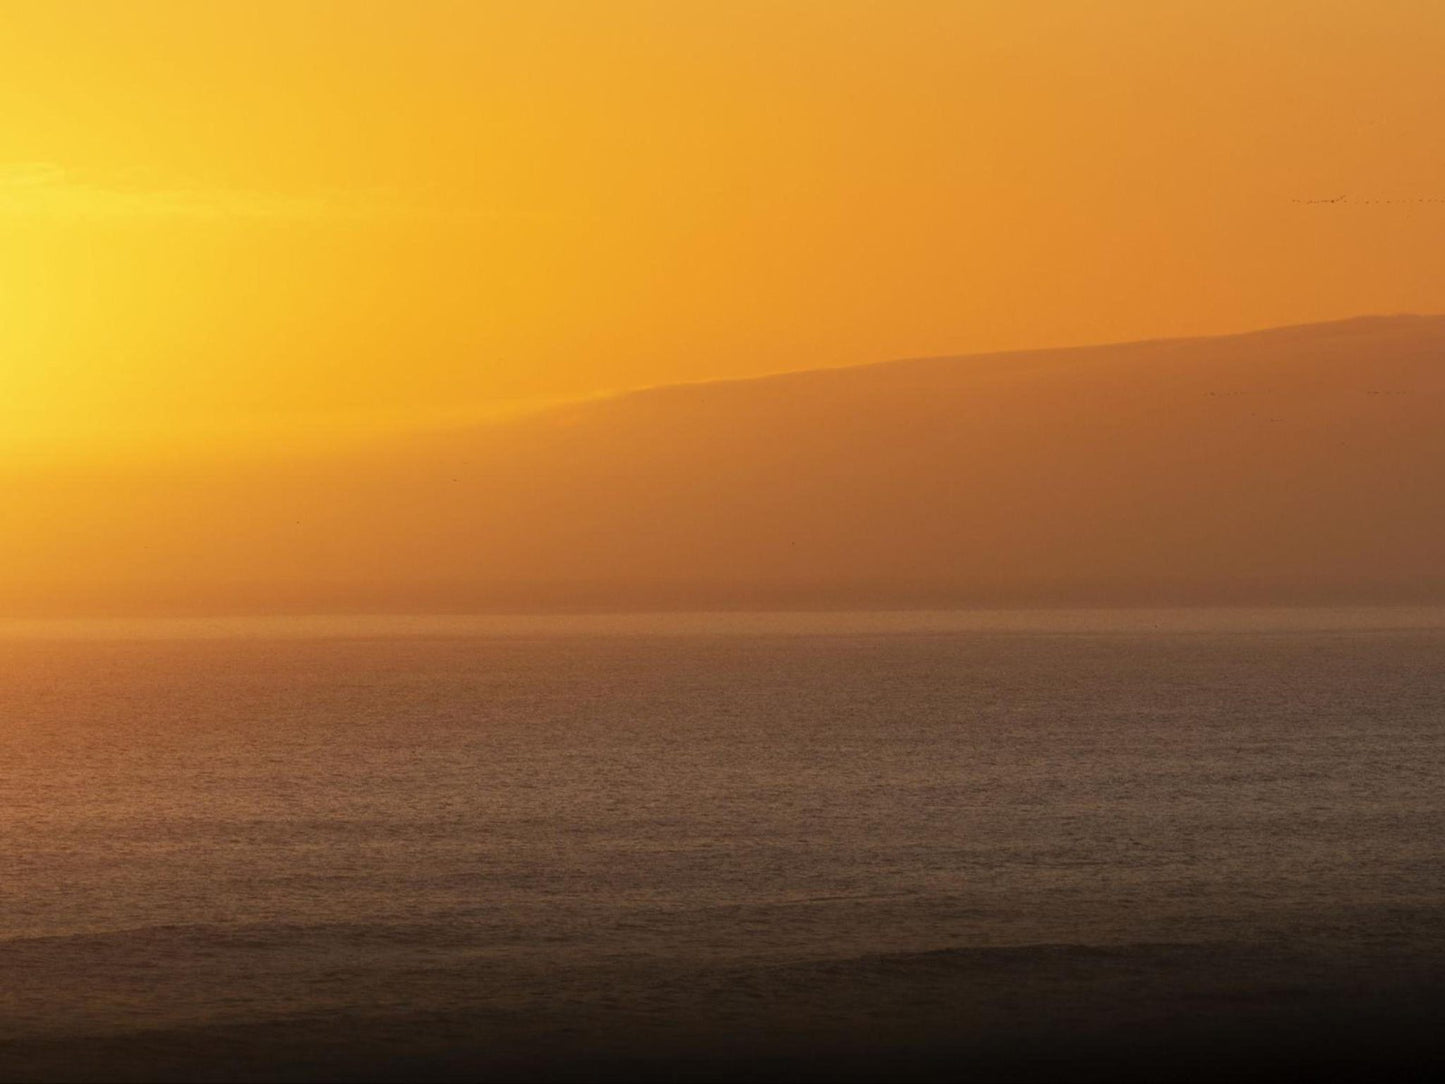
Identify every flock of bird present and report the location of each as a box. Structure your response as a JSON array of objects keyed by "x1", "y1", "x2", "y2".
[{"x1": 1292, "y1": 195, "x2": 1445, "y2": 204}]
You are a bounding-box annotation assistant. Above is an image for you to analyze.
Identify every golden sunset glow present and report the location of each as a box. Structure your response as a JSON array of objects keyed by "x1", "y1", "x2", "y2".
[
  {"x1": 6, "y1": 12, "x2": 1445, "y2": 1078},
  {"x1": 4, "y1": 1, "x2": 1445, "y2": 617},
  {"x1": 4, "y1": 0, "x2": 1443, "y2": 453}
]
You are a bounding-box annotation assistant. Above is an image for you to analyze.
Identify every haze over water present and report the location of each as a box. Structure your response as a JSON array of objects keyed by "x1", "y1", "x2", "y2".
[
  {"x1": 4, "y1": 610, "x2": 1443, "y2": 1079},
  {"x1": 7, "y1": 2, "x2": 1445, "y2": 1079}
]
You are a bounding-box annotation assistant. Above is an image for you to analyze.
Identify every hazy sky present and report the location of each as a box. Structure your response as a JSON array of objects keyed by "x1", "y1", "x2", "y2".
[{"x1": 3, "y1": 0, "x2": 1444, "y2": 452}]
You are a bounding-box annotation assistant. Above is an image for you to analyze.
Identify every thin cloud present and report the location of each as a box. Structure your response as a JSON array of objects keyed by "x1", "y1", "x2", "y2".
[{"x1": 0, "y1": 163, "x2": 504, "y2": 223}]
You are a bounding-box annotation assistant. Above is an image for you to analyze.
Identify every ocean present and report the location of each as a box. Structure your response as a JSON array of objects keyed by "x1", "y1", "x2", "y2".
[{"x1": 2, "y1": 610, "x2": 1443, "y2": 1081}]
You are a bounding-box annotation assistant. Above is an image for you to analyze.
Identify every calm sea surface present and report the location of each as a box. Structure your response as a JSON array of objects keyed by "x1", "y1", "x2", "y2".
[{"x1": 3, "y1": 610, "x2": 1444, "y2": 1053}]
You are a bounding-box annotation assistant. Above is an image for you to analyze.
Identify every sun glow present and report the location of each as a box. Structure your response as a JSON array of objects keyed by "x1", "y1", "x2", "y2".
[{"x1": 1, "y1": 0, "x2": 1442, "y2": 455}]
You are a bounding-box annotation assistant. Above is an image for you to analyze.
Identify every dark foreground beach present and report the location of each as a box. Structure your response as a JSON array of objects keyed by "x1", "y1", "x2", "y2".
[{"x1": 3, "y1": 937, "x2": 1443, "y2": 1082}]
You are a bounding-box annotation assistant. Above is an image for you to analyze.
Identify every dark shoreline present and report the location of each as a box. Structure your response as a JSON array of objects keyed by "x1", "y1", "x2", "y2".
[{"x1": 5, "y1": 940, "x2": 1441, "y2": 1082}]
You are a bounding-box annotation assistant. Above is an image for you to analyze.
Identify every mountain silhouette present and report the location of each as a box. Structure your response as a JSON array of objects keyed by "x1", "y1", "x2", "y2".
[{"x1": 6, "y1": 314, "x2": 1444, "y2": 614}]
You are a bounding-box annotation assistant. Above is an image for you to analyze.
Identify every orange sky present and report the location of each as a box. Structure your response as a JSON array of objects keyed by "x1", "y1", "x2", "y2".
[{"x1": 3, "y1": 0, "x2": 1444, "y2": 454}]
